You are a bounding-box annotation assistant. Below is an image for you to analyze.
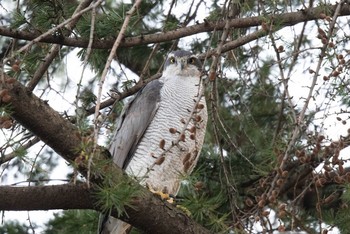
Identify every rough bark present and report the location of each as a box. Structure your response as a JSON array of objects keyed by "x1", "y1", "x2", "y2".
[
  {"x1": 0, "y1": 184, "x2": 93, "y2": 211},
  {"x1": 0, "y1": 77, "x2": 82, "y2": 163},
  {"x1": 0, "y1": 184, "x2": 210, "y2": 234},
  {"x1": 0, "y1": 75, "x2": 211, "y2": 234}
]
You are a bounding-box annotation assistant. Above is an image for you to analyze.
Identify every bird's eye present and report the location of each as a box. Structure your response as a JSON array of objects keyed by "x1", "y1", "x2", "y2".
[
  {"x1": 169, "y1": 57, "x2": 175, "y2": 64},
  {"x1": 188, "y1": 57, "x2": 196, "y2": 64}
]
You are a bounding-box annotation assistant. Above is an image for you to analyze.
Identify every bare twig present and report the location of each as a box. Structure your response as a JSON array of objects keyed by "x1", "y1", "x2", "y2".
[
  {"x1": 0, "y1": 137, "x2": 40, "y2": 165},
  {"x1": 75, "y1": 1, "x2": 97, "y2": 125},
  {"x1": 208, "y1": 1, "x2": 240, "y2": 225},
  {"x1": 283, "y1": 2, "x2": 343, "y2": 169},
  {"x1": 26, "y1": 0, "x2": 96, "y2": 91},
  {"x1": 90, "y1": 0, "x2": 143, "y2": 185},
  {"x1": 2, "y1": 0, "x2": 104, "y2": 66},
  {"x1": 83, "y1": 2, "x2": 97, "y2": 187},
  {"x1": 269, "y1": 21, "x2": 306, "y2": 144},
  {"x1": 266, "y1": 1, "x2": 344, "y2": 198}
]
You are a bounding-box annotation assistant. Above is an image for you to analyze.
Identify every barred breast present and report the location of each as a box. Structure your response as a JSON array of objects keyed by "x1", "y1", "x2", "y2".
[{"x1": 125, "y1": 75, "x2": 207, "y2": 195}]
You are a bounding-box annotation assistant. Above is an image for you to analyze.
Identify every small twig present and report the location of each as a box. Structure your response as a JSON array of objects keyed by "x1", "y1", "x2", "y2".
[
  {"x1": 210, "y1": 78, "x2": 240, "y2": 223},
  {"x1": 130, "y1": 0, "x2": 174, "y2": 78},
  {"x1": 3, "y1": 0, "x2": 104, "y2": 65},
  {"x1": 27, "y1": 0, "x2": 95, "y2": 90},
  {"x1": 207, "y1": 6, "x2": 232, "y2": 81},
  {"x1": 75, "y1": 1, "x2": 97, "y2": 117},
  {"x1": 267, "y1": 1, "x2": 344, "y2": 197},
  {"x1": 26, "y1": 211, "x2": 36, "y2": 234},
  {"x1": 198, "y1": 29, "x2": 269, "y2": 60},
  {"x1": 0, "y1": 137, "x2": 40, "y2": 165},
  {"x1": 269, "y1": 20, "x2": 307, "y2": 144},
  {"x1": 25, "y1": 0, "x2": 97, "y2": 91},
  {"x1": 214, "y1": 108, "x2": 257, "y2": 169},
  {"x1": 85, "y1": 73, "x2": 162, "y2": 116},
  {"x1": 90, "y1": 0, "x2": 143, "y2": 186},
  {"x1": 207, "y1": 1, "x2": 241, "y2": 224},
  {"x1": 282, "y1": 1, "x2": 343, "y2": 169},
  {"x1": 78, "y1": 2, "x2": 97, "y2": 187},
  {"x1": 27, "y1": 143, "x2": 46, "y2": 186},
  {"x1": 27, "y1": 45, "x2": 59, "y2": 91}
]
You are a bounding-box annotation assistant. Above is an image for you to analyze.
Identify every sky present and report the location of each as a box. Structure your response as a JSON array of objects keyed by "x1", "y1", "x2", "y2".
[
  {"x1": 0, "y1": 0, "x2": 349, "y2": 233},
  {"x1": 0, "y1": 0, "x2": 215, "y2": 232}
]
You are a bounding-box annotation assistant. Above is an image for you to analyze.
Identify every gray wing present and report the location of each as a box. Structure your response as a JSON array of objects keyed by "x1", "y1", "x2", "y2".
[{"x1": 109, "y1": 80, "x2": 163, "y2": 169}]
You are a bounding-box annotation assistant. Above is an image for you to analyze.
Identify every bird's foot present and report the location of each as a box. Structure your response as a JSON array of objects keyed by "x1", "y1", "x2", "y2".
[
  {"x1": 146, "y1": 184, "x2": 174, "y2": 203},
  {"x1": 153, "y1": 189, "x2": 175, "y2": 203},
  {"x1": 145, "y1": 184, "x2": 192, "y2": 216}
]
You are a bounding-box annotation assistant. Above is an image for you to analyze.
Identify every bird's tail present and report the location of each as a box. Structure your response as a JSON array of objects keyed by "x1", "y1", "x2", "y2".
[{"x1": 98, "y1": 214, "x2": 131, "y2": 234}]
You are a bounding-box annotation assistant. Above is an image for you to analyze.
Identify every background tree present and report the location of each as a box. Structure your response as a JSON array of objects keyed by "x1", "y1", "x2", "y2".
[{"x1": 1, "y1": 0, "x2": 350, "y2": 233}]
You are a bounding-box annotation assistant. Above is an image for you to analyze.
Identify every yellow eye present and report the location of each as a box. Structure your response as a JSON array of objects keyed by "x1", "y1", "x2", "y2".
[
  {"x1": 169, "y1": 57, "x2": 175, "y2": 63},
  {"x1": 188, "y1": 57, "x2": 196, "y2": 64}
]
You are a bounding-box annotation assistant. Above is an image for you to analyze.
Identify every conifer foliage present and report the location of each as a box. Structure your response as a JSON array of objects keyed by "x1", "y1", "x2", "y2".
[{"x1": 1, "y1": 0, "x2": 350, "y2": 233}]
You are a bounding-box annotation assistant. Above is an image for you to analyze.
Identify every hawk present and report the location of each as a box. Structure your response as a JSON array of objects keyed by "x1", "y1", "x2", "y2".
[{"x1": 100, "y1": 50, "x2": 208, "y2": 233}]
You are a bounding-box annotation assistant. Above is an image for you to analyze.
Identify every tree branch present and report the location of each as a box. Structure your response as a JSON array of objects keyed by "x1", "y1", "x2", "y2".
[
  {"x1": 0, "y1": 78, "x2": 82, "y2": 162},
  {"x1": 0, "y1": 184, "x2": 92, "y2": 211},
  {"x1": 27, "y1": 0, "x2": 95, "y2": 91},
  {"x1": 0, "y1": 183, "x2": 210, "y2": 234},
  {"x1": 0, "y1": 74, "x2": 211, "y2": 234},
  {"x1": 0, "y1": 4, "x2": 349, "y2": 49}
]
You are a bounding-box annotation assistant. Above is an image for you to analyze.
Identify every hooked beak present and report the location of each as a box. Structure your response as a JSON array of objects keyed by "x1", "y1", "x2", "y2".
[{"x1": 179, "y1": 59, "x2": 186, "y2": 70}]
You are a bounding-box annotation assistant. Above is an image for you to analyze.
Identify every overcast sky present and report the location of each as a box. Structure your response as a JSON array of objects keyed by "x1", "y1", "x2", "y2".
[{"x1": 0, "y1": 1, "x2": 348, "y2": 233}]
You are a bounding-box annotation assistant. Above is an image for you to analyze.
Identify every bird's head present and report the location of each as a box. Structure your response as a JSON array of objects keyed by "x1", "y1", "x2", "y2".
[{"x1": 163, "y1": 50, "x2": 202, "y2": 77}]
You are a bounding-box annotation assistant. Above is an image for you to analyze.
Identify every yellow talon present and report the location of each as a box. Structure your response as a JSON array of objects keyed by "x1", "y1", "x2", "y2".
[
  {"x1": 147, "y1": 185, "x2": 174, "y2": 203},
  {"x1": 148, "y1": 186, "x2": 190, "y2": 215}
]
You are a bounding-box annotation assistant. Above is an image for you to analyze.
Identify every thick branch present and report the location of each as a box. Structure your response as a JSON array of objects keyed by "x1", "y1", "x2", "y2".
[
  {"x1": 0, "y1": 75, "x2": 211, "y2": 234},
  {"x1": 0, "y1": 184, "x2": 209, "y2": 234},
  {"x1": 0, "y1": 184, "x2": 92, "y2": 210},
  {"x1": 0, "y1": 78, "x2": 81, "y2": 162},
  {"x1": 0, "y1": 4, "x2": 349, "y2": 49}
]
